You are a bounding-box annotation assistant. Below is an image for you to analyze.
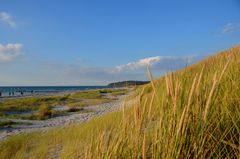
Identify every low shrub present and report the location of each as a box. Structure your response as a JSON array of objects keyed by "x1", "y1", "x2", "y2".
[
  {"x1": 67, "y1": 107, "x2": 83, "y2": 112},
  {"x1": 0, "y1": 120, "x2": 15, "y2": 127},
  {"x1": 38, "y1": 104, "x2": 52, "y2": 120}
]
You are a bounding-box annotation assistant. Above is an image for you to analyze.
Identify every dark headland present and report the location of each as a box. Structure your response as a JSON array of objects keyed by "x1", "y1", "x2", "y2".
[{"x1": 107, "y1": 80, "x2": 150, "y2": 87}]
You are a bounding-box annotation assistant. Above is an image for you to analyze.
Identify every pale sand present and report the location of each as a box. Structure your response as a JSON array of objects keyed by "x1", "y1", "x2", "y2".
[{"x1": 0, "y1": 92, "x2": 132, "y2": 142}]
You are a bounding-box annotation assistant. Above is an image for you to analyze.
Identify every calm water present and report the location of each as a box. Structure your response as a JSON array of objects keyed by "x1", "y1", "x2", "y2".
[{"x1": 0, "y1": 86, "x2": 110, "y2": 97}]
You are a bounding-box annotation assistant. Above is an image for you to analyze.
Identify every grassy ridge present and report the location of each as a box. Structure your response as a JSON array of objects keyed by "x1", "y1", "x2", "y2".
[{"x1": 0, "y1": 46, "x2": 239, "y2": 158}]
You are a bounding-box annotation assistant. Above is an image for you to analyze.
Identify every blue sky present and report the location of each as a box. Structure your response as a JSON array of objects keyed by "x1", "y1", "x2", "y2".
[{"x1": 0, "y1": 0, "x2": 239, "y2": 86}]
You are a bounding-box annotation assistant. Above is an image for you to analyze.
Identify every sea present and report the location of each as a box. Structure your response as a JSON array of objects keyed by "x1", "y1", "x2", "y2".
[{"x1": 0, "y1": 86, "x2": 110, "y2": 97}]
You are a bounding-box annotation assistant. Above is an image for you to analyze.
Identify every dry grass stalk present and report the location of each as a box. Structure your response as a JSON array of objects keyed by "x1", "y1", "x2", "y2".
[
  {"x1": 187, "y1": 75, "x2": 198, "y2": 109},
  {"x1": 147, "y1": 92, "x2": 155, "y2": 120},
  {"x1": 218, "y1": 60, "x2": 230, "y2": 83},
  {"x1": 152, "y1": 127, "x2": 159, "y2": 159},
  {"x1": 195, "y1": 65, "x2": 205, "y2": 116},
  {"x1": 85, "y1": 136, "x2": 93, "y2": 159},
  {"x1": 142, "y1": 129, "x2": 147, "y2": 159},
  {"x1": 139, "y1": 86, "x2": 146, "y2": 101},
  {"x1": 203, "y1": 73, "x2": 218, "y2": 123},
  {"x1": 141, "y1": 97, "x2": 148, "y2": 127},
  {"x1": 168, "y1": 73, "x2": 174, "y2": 97},
  {"x1": 165, "y1": 76, "x2": 170, "y2": 95},
  {"x1": 142, "y1": 97, "x2": 148, "y2": 117},
  {"x1": 177, "y1": 75, "x2": 197, "y2": 137},
  {"x1": 220, "y1": 140, "x2": 239, "y2": 150},
  {"x1": 165, "y1": 74, "x2": 174, "y2": 97},
  {"x1": 133, "y1": 104, "x2": 138, "y2": 131},
  {"x1": 196, "y1": 65, "x2": 205, "y2": 94},
  {"x1": 98, "y1": 131, "x2": 105, "y2": 153},
  {"x1": 146, "y1": 64, "x2": 157, "y2": 97},
  {"x1": 112, "y1": 137, "x2": 121, "y2": 157},
  {"x1": 173, "y1": 79, "x2": 181, "y2": 117},
  {"x1": 122, "y1": 98, "x2": 126, "y2": 121}
]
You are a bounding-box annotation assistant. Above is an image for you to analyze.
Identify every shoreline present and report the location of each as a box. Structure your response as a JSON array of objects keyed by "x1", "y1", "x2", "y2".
[
  {"x1": 0, "y1": 90, "x2": 78, "y2": 101},
  {"x1": 0, "y1": 85, "x2": 115, "y2": 100},
  {"x1": 0, "y1": 88, "x2": 132, "y2": 142},
  {"x1": 0, "y1": 87, "x2": 129, "y2": 101}
]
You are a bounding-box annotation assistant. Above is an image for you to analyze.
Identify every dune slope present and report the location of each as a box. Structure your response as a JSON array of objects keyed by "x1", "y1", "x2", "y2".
[{"x1": 0, "y1": 46, "x2": 239, "y2": 159}]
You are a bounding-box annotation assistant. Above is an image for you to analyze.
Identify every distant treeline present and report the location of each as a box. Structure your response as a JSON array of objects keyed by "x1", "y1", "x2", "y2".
[{"x1": 107, "y1": 80, "x2": 149, "y2": 87}]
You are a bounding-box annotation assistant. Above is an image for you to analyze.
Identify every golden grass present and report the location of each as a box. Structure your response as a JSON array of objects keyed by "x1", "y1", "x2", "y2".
[{"x1": 0, "y1": 46, "x2": 239, "y2": 158}]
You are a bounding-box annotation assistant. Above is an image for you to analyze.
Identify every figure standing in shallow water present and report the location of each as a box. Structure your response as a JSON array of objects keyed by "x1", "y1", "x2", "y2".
[
  {"x1": 0, "y1": 92, "x2": 2, "y2": 97},
  {"x1": 21, "y1": 91, "x2": 23, "y2": 96}
]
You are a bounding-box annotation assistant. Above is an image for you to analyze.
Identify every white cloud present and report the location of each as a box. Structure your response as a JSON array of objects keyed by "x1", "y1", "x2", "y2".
[
  {"x1": 222, "y1": 23, "x2": 240, "y2": 34},
  {"x1": 115, "y1": 56, "x2": 161, "y2": 72},
  {"x1": 0, "y1": 43, "x2": 23, "y2": 61},
  {"x1": 0, "y1": 11, "x2": 16, "y2": 28},
  {"x1": 113, "y1": 55, "x2": 197, "y2": 73}
]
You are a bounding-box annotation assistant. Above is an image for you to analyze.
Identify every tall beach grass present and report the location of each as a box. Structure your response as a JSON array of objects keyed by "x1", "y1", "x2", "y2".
[{"x1": 0, "y1": 46, "x2": 239, "y2": 158}]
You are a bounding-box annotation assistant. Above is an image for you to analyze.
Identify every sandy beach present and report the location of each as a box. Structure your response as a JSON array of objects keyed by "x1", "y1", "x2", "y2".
[{"x1": 0, "y1": 89, "x2": 131, "y2": 141}]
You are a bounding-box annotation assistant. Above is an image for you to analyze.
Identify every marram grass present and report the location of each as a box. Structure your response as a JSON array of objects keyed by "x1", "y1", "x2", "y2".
[{"x1": 0, "y1": 46, "x2": 240, "y2": 158}]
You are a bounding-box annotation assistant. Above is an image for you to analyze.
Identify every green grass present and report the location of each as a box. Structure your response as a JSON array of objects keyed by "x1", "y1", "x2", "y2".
[
  {"x1": 0, "y1": 120, "x2": 29, "y2": 128},
  {"x1": 0, "y1": 96, "x2": 65, "y2": 112},
  {"x1": 70, "y1": 90, "x2": 102, "y2": 99},
  {"x1": 110, "y1": 89, "x2": 128, "y2": 96},
  {"x1": 0, "y1": 120, "x2": 16, "y2": 127},
  {"x1": 0, "y1": 96, "x2": 66, "y2": 120},
  {"x1": 98, "y1": 89, "x2": 128, "y2": 96},
  {"x1": 7, "y1": 109, "x2": 86, "y2": 120},
  {"x1": 0, "y1": 46, "x2": 239, "y2": 158},
  {"x1": 0, "y1": 90, "x2": 100, "y2": 112},
  {"x1": 0, "y1": 89, "x2": 126, "y2": 120}
]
